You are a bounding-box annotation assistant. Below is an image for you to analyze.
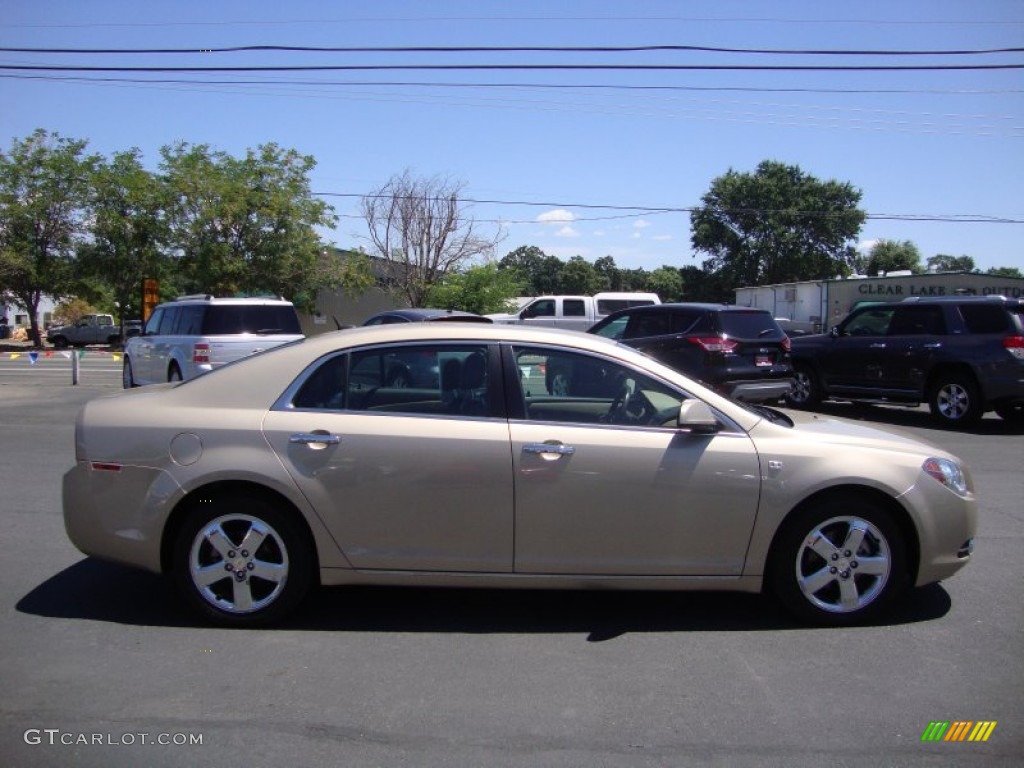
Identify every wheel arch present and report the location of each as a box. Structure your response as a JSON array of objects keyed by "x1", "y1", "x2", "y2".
[
  {"x1": 925, "y1": 362, "x2": 983, "y2": 400},
  {"x1": 764, "y1": 484, "x2": 921, "y2": 590},
  {"x1": 160, "y1": 479, "x2": 321, "y2": 584}
]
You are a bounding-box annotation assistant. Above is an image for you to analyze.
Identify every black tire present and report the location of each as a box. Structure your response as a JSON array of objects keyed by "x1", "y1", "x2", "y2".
[
  {"x1": 994, "y1": 403, "x2": 1024, "y2": 424},
  {"x1": 122, "y1": 358, "x2": 135, "y2": 389},
  {"x1": 168, "y1": 363, "x2": 183, "y2": 383},
  {"x1": 784, "y1": 363, "x2": 821, "y2": 408},
  {"x1": 51, "y1": 336, "x2": 68, "y2": 349},
  {"x1": 172, "y1": 492, "x2": 314, "y2": 627},
  {"x1": 928, "y1": 373, "x2": 981, "y2": 426},
  {"x1": 770, "y1": 497, "x2": 909, "y2": 625}
]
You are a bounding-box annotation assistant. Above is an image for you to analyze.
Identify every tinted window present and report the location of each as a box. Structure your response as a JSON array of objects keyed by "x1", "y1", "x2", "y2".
[
  {"x1": 563, "y1": 299, "x2": 586, "y2": 317},
  {"x1": 522, "y1": 300, "x2": 555, "y2": 319},
  {"x1": 718, "y1": 311, "x2": 784, "y2": 339},
  {"x1": 888, "y1": 306, "x2": 946, "y2": 335},
  {"x1": 293, "y1": 354, "x2": 348, "y2": 409},
  {"x1": 144, "y1": 307, "x2": 164, "y2": 335},
  {"x1": 174, "y1": 305, "x2": 205, "y2": 335},
  {"x1": 625, "y1": 311, "x2": 672, "y2": 339},
  {"x1": 156, "y1": 307, "x2": 180, "y2": 335},
  {"x1": 201, "y1": 305, "x2": 301, "y2": 335},
  {"x1": 592, "y1": 315, "x2": 629, "y2": 340},
  {"x1": 959, "y1": 304, "x2": 1010, "y2": 334},
  {"x1": 841, "y1": 308, "x2": 894, "y2": 337}
]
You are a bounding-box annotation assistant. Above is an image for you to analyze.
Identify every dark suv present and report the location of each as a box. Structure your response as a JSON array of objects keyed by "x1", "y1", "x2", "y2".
[
  {"x1": 785, "y1": 295, "x2": 1024, "y2": 426},
  {"x1": 588, "y1": 303, "x2": 793, "y2": 402}
]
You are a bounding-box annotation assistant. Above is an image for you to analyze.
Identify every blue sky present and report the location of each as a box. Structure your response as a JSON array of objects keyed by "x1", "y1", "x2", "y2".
[{"x1": 2, "y1": 0, "x2": 1022, "y2": 274}]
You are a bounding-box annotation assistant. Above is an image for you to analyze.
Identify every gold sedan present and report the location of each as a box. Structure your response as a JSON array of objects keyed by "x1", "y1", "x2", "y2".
[{"x1": 63, "y1": 323, "x2": 976, "y2": 626}]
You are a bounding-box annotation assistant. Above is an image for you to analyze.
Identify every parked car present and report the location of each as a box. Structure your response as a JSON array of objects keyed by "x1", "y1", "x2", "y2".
[
  {"x1": 362, "y1": 308, "x2": 493, "y2": 325},
  {"x1": 785, "y1": 295, "x2": 1024, "y2": 426},
  {"x1": 588, "y1": 303, "x2": 794, "y2": 403},
  {"x1": 64, "y1": 323, "x2": 975, "y2": 627},
  {"x1": 46, "y1": 313, "x2": 120, "y2": 348},
  {"x1": 122, "y1": 295, "x2": 303, "y2": 387},
  {"x1": 361, "y1": 308, "x2": 492, "y2": 387},
  {"x1": 487, "y1": 292, "x2": 661, "y2": 331}
]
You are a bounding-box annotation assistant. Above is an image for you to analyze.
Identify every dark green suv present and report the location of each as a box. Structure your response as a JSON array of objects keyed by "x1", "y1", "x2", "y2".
[{"x1": 785, "y1": 295, "x2": 1024, "y2": 426}]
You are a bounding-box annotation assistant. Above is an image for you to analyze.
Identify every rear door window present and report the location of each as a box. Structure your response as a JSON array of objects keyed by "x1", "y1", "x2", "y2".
[{"x1": 718, "y1": 311, "x2": 784, "y2": 339}]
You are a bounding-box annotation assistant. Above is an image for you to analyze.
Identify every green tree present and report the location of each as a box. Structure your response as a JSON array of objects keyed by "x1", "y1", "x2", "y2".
[
  {"x1": 647, "y1": 265, "x2": 684, "y2": 301},
  {"x1": 865, "y1": 239, "x2": 923, "y2": 276},
  {"x1": 425, "y1": 263, "x2": 524, "y2": 314},
  {"x1": 0, "y1": 129, "x2": 97, "y2": 345},
  {"x1": 988, "y1": 266, "x2": 1023, "y2": 278},
  {"x1": 691, "y1": 160, "x2": 865, "y2": 288},
  {"x1": 160, "y1": 142, "x2": 336, "y2": 305},
  {"x1": 77, "y1": 148, "x2": 169, "y2": 330},
  {"x1": 559, "y1": 255, "x2": 604, "y2": 294},
  {"x1": 362, "y1": 170, "x2": 504, "y2": 307},
  {"x1": 498, "y1": 245, "x2": 562, "y2": 295},
  {"x1": 593, "y1": 255, "x2": 619, "y2": 291},
  {"x1": 927, "y1": 253, "x2": 976, "y2": 273}
]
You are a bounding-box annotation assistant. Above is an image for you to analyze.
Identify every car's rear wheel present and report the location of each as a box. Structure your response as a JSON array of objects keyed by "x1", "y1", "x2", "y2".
[
  {"x1": 168, "y1": 363, "x2": 182, "y2": 383},
  {"x1": 122, "y1": 358, "x2": 135, "y2": 389},
  {"x1": 928, "y1": 373, "x2": 981, "y2": 426},
  {"x1": 173, "y1": 493, "x2": 313, "y2": 626},
  {"x1": 51, "y1": 336, "x2": 68, "y2": 349},
  {"x1": 784, "y1": 364, "x2": 821, "y2": 408},
  {"x1": 770, "y1": 498, "x2": 908, "y2": 625}
]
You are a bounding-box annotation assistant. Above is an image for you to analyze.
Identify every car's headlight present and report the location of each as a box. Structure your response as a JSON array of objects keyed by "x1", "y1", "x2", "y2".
[{"x1": 923, "y1": 457, "x2": 969, "y2": 496}]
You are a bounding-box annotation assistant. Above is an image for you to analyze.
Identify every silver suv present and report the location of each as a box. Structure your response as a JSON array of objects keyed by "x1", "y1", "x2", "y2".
[{"x1": 123, "y1": 295, "x2": 303, "y2": 387}]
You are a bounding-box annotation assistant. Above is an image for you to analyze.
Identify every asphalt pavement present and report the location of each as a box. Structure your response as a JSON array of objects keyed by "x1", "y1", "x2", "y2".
[{"x1": 1, "y1": 358, "x2": 1021, "y2": 767}]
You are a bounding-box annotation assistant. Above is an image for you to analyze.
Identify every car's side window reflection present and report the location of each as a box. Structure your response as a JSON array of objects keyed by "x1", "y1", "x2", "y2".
[
  {"x1": 513, "y1": 346, "x2": 685, "y2": 427},
  {"x1": 300, "y1": 344, "x2": 493, "y2": 417}
]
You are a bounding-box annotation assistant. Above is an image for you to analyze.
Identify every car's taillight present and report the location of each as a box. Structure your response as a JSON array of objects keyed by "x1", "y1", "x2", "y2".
[
  {"x1": 689, "y1": 336, "x2": 738, "y2": 353},
  {"x1": 782, "y1": 335, "x2": 792, "y2": 352},
  {"x1": 1003, "y1": 336, "x2": 1024, "y2": 360},
  {"x1": 193, "y1": 343, "x2": 211, "y2": 364}
]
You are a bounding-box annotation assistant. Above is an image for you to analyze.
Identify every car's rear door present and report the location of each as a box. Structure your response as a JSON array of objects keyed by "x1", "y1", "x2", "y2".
[{"x1": 263, "y1": 342, "x2": 515, "y2": 573}]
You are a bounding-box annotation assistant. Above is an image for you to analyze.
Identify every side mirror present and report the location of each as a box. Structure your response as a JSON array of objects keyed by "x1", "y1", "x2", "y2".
[{"x1": 677, "y1": 400, "x2": 720, "y2": 434}]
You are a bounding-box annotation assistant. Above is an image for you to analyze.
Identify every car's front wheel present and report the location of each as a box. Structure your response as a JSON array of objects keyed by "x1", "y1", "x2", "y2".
[
  {"x1": 122, "y1": 358, "x2": 135, "y2": 389},
  {"x1": 172, "y1": 493, "x2": 314, "y2": 626},
  {"x1": 928, "y1": 373, "x2": 981, "y2": 426},
  {"x1": 770, "y1": 498, "x2": 908, "y2": 625},
  {"x1": 784, "y1": 363, "x2": 821, "y2": 408}
]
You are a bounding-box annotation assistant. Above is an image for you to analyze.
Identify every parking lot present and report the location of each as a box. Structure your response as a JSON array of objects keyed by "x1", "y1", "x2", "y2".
[{"x1": 1, "y1": 352, "x2": 1022, "y2": 767}]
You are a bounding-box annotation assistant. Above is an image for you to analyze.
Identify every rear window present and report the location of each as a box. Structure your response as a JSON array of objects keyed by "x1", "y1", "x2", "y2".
[
  {"x1": 718, "y1": 311, "x2": 785, "y2": 339},
  {"x1": 200, "y1": 305, "x2": 301, "y2": 335}
]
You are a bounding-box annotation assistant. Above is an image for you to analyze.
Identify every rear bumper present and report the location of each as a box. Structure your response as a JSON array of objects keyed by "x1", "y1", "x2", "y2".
[{"x1": 725, "y1": 378, "x2": 794, "y2": 403}]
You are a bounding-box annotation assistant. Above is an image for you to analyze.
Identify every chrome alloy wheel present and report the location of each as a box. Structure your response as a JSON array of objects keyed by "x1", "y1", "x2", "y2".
[
  {"x1": 794, "y1": 515, "x2": 891, "y2": 614},
  {"x1": 934, "y1": 382, "x2": 971, "y2": 421},
  {"x1": 188, "y1": 514, "x2": 289, "y2": 614}
]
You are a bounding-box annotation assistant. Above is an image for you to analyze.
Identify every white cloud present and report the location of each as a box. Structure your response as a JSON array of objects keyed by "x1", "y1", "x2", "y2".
[
  {"x1": 857, "y1": 239, "x2": 880, "y2": 253},
  {"x1": 555, "y1": 225, "x2": 581, "y2": 238},
  {"x1": 633, "y1": 219, "x2": 652, "y2": 229},
  {"x1": 537, "y1": 209, "x2": 576, "y2": 224},
  {"x1": 652, "y1": 234, "x2": 674, "y2": 241}
]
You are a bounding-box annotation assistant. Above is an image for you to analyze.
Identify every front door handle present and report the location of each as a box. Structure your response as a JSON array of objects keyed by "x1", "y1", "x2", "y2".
[
  {"x1": 290, "y1": 432, "x2": 341, "y2": 447},
  {"x1": 523, "y1": 442, "x2": 576, "y2": 457}
]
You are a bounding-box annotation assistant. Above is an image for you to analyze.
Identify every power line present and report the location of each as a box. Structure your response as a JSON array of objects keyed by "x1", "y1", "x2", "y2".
[
  {"x1": 317, "y1": 192, "x2": 1024, "y2": 225},
  {"x1": 4, "y1": 44, "x2": 1023, "y2": 56},
  {"x1": 3, "y1": 63, "x2": 1022, "y2": 73}
]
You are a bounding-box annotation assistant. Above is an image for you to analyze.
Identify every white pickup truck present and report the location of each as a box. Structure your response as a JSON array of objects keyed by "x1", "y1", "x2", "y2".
[
  {"x1": 46, "y1": 314, "x2": 121, "y2": 348},
  {"x1": 487, "y1": 292, "x2": 661, "y2": 331}
]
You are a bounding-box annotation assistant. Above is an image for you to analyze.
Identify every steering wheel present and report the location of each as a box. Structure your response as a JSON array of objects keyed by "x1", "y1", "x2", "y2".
[{"x1": 606, "y1": 379, "x2": 657, "y2": 425}]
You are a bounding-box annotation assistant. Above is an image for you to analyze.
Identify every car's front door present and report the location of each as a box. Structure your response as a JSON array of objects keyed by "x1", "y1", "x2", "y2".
[
  {"x1": 507, "y1": 346, "x2": 762, "y2": 576},
  {"x1": 820, "y1": 307, "x2": 897, "y2": 393},
  {"x1": 263, "y1": 344, "x2": 515, "y2": 573}
]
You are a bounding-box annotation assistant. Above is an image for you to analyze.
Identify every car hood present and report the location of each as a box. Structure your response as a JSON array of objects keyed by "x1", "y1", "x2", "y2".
[{"x1": 757, "y1": 407, "x2": 948, "y2": 458}]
